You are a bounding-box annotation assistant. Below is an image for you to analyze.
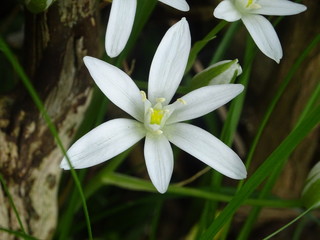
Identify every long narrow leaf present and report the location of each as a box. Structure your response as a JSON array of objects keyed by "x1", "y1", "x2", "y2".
[
  {"x1": 200, "y1": 103, "x2": 320, "y2": 240},
  {"x1": 185, "y1": 21, "x2": 228, "y2": 73}
]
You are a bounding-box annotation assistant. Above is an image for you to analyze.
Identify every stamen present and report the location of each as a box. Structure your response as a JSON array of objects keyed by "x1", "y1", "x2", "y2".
[
  {"x1": 155, "y1": 130, "x2": 163, "y2": 135},
  {"x1": 245, "y1": 0, "x2": 261, "y2": 9},
  {"x1": 140, "y1": 91, "x2": 147, "y2": 102},
  {"x1": 177, "y1": 98, "x2": 187, "y2": 105},
  {"x1": 156, "y1": 97, "x2": 166, "y2": 103}
]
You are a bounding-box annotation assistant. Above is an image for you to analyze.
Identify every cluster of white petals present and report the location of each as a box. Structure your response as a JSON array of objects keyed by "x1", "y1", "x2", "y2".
[
  {"x1": 213, "y1": 0, "x2": 307, "y2": 63},
  {"x1": 61, "y1": 19, "x2": 247, "y2": 193},
  {"x1": 106, "y1": 0, "x2": 190, "y2": 58}
]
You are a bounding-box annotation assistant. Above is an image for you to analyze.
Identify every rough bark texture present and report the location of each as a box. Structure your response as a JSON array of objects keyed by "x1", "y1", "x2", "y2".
[{"x1": 0, "y1": 0, "x2": 99, "y2": 239}]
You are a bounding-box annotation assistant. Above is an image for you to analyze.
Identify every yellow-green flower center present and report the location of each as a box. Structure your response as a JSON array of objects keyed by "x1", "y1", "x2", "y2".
[
  {"x1": 235, "y1": 0, "x2": 261, "y2": 11},
  {"x1": 246, "y1": 0, "x2": 254, "y2": 7},
  {"x1": 150, "y1": 109, "x2": 165, "y2": 125}
]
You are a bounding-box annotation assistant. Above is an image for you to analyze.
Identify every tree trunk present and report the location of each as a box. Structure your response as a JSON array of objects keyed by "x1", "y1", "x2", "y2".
[{"x1": 0, "y1": 0, "x2": 99, "y2": 239}]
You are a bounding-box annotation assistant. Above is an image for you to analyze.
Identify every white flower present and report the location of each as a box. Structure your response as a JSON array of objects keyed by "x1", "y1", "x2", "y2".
[
  {"x1": 105, "y1": 0, "x2": 190, "y2": 58},
  {"x1": 61, "y1": 18, "x2": 247, "y2": 193},
  {"x1": 213, "y1": 0, "x2": 307, "y2": 63}
]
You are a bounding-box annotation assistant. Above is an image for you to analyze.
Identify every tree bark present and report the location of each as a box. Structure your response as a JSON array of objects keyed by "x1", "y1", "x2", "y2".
[{"x1": 0, "y1": 0, "x2": 99, "y2": 239}]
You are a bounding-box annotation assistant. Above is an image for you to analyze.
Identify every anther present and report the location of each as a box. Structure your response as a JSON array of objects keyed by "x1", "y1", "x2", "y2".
[
  {"x1": 156, "y1": 97, "x2": 166, "y2": 103},
  {"x1": 155, "y1": 130, "x2": 163, "y2": 135},
  {"x1": 140, "y1": 91, "x2": 147, "y2": 102},
  {"x1": 177, "y1": 98, "x2": 187, "y2": 105}
]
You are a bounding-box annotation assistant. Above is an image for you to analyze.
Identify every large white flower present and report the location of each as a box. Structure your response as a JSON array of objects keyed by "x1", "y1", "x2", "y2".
[
  {"x1": 213, "y1": 0, "x2": 307, "y2": 63},
  {"x1": 61, "y1": 18, "x2": 247, "y2": 193},
  {"x1": 106, "y1": 0, "x2": 190, "y2": 58}
]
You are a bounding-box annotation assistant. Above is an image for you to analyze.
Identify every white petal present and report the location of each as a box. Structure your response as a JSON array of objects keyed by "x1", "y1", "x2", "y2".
[
  {"x1": 84, "y1": 56, "x2": 144, "y2": 121},
  {"x1": 166, "y1": 84, "x2": 244, "y2": 124},
  {"x1": 148, "y1": 18, "x2": 191, "y2": 105},
  {"x1": 60, "y1": 119, "x2": 145, "y2": 169},
  {"x1": 144, "y1": 133, "x2": 174, "y2": 193},
  {"x1": 165, "y1": 123, "x2": 247, "y2": 179},
  {"x1": 252, "y1": 0, "x2": 307, "y2": 16},
  {"x1": 213, "y1": 0, "x2": 242, "y2": 22},
  {"x1": 105, "y1": 0, "x2": 137, "y2": 57},
  {"x1": 158, "y1": 0, "x2": 190, "y2": 11},
  {"x1": 241, "y1": 15, "x2": 282, "y2": 63}
]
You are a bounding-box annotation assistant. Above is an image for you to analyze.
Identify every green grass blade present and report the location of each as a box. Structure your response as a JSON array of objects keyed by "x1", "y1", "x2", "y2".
[
  {"x1": 220, "y1": 38, "x2": 255, "y2": 146},
  {"x1": 295, "y1": 80, "x2": 320, "y2": 126},
  {"x1": 185, "y1": 21, "x2": 228, "y2": 73},
  {"x1": 100, "y1": 173, "x2": 301, "y2": 208},
  {"x1": 262, "y1": 207, "x2": 313, "y2": 240},
  {"x1": 0, "y1": 174, "x2": 26, "y2": 234},
  {"x1": 199, "y1": 103, "x2": 320, "y2": 240},
  {"x1": 0, "y1": 227, "x2": 39, "y2": 240},
  {"x1": 210, "y1": 21, "x2": 240, "y2": 64},
  {"x1": 0, "y1": 36, "x2": 93, "y2": 240}
]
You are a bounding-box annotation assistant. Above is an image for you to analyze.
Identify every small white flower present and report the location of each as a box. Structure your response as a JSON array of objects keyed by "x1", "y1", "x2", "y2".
[
  {"x1": 106, "y1": 0, "x2": 190, "y2": 58},
  {"x1": 61, "y1": 18, "x2": 247, "y2": 193},
  {"x1": 213, "y1": 0, "x2": 307, "y2": 63}
]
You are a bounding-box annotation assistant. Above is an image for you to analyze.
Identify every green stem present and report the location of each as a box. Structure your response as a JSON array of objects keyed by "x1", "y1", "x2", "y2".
[
  {"x1": 0, "y1": 174, "x2": 26, "y2": 234},
  {"x1": 102, "y1": 173, "x2": 301, "y2": 208},
  {"x1": 186, "y1": 21, "x2": 228, "y2": 73},
  {"x1": 262, "y1": 207, "x2": 313, "y2": 240},
  {"x1": 0, "y1": 227, "x2": 39, "y2": 240}
]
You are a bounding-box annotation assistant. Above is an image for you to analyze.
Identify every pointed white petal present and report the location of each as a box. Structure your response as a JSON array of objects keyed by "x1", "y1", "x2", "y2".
[
  {"x1": 144, "y1": 133, "x2": 174, "y2": 193},
  {"x1": 148, "y1": 18, "x2": 191, "y2": 105},
  {"x1": 252, "y1": 0, "x2": 307, "y2": 16},
  {"x1": 241, "y1": 15, "x2": 282, "y2": 63},
  {"x1": 213, "y1": 0, "x2": 241, "y2": 22},
  {"x1": 165, "y1": 123, "x2": 247, "y2": 179},
  {"x1": 84, "y1": 56, "x2": 144, "y2": 121},
  {"x1": 105, "y1": 0, "x2": 137, "y2": 57},
  {"x1": 60, "y1": 119, "x2": 145, "y2": 170},
  {"x1": 166, "y1": 84, "x2": 244, "y2": 124},
  {"x1": 159, "y1": 0, "x2": 190, "y2": 11}
]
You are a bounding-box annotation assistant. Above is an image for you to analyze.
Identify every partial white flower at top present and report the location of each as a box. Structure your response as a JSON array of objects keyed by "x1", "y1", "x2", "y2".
[
  {"x1": 213, "y1": 0, "x2": 307, "y2": 63},
  {"x1": 106, "y1": 0, "x2": 190, "y2": 58},
  {"x1": 61, "y1": 18, "x2": 247, "y2": 193}
]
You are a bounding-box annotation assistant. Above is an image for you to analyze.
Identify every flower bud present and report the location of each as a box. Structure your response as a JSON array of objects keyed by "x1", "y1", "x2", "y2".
[
  {"x1": 302, "y1": 162, "x2": 320, "y2": 209},
  {"x1": 189, "y1": 59, "x2": 242, "y2": 91},
  {"x1": 25, "y1": 0, "x2": 55, "y2": 13},
  {"x1": 208, "y1": 60, "x2": 242, "y2": 85}
]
